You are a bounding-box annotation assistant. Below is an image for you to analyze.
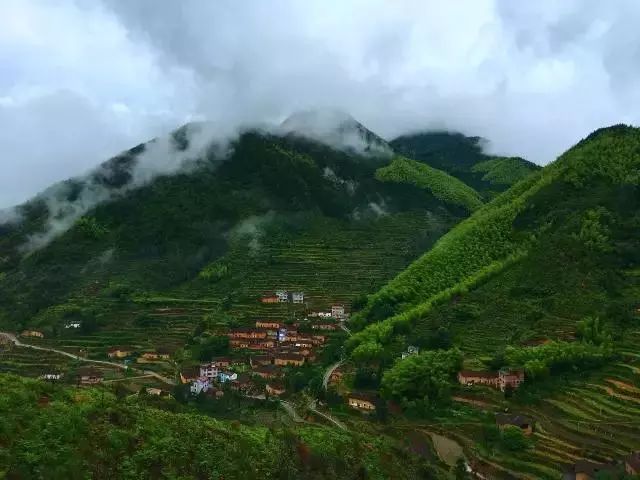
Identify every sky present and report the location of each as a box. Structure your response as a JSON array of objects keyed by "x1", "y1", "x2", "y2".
[{"x1": 2, "y1": 0, "x2": 640, "y2": 208}]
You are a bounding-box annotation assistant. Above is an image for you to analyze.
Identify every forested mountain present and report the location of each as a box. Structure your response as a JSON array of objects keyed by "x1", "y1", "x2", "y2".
[
  {"x1": 346, "y1": 125, "x2": 640, "y2": 477},
  {"x1": 390, "y1": 131, "x2": 540, "y2": 198},
  {"x1": 350, "y1": 125, "x2": 640, "y2": 354},
  {"x1": 0, "y1": 119, "x2": 482, "y2": 335}
]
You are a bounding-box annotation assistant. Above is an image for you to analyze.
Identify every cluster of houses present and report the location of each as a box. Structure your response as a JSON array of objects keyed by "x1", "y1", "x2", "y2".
[
  {"x1": 226, "y1": 319, "x2": 328, "y2": 359},
  {"x1": 260, "y1": 291, "x2": 305, "y2": 304},
  {"x1": 180, "y1": 356, "x2": 278, "y2": 398},
  {"x1": 457, "y1": 367, "x2": 525, "y2": 392}
]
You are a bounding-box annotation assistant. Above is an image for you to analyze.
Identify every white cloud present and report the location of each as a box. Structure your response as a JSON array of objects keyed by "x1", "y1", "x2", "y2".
[{"x1": 3, "y1": 0, "x2": 640, "y2": 207}]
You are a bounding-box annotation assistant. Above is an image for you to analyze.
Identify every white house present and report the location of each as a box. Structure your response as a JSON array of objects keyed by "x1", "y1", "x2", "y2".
[
  {"x1": 190, "y1": 377, "x2": 211, "y2": 395},
  {"x1": 218, "y1": 371, "x2": 238, "y2": 383},
  {"x1": 318, "y1": 312, "x2": 332, "y2": 318},
  {"x1": 331, "y1": 305, "x2": 346, "y2": 319},
  {"x1": 41, "y1": 373, "x2": 62, "y2": 381},
  {"x1": 401, "y1": 345, "x2": 419, "y2": 359},
  {"x1": 291, "y1": 292, "x2": 304, "y2": 304},
  {"x1": 65, "y1": 321, "x2": 81, "y2": 329},
  {"x1": 276, "y1": 291, "x2": 289, "y2": 303},
  {"x1": 199, "y1": 363, "x2": 219, "y2": 380}
]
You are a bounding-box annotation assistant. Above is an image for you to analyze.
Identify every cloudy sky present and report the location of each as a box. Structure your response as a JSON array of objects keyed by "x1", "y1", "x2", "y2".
[{"x1": 1, "y1": 0, "x2": 640, "y2": 208}]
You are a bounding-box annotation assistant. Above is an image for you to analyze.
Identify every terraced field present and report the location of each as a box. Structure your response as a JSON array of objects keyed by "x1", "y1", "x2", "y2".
[
  {"x1": 5, "y1": 209, "x2": 452, "y2": 378},
  {"x1": 441, "y1": 332, "x2": 640, "y2": 478}
]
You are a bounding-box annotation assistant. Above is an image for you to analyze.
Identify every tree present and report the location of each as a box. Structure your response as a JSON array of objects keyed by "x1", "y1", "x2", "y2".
[
  {"x1": 500, "y1": 426, "x2": 528, "y2": 451},
  {"x1": 381, "y1": 348, "x2": 462, "y2": 407},
  {"x1": 577, "y1": 316, "x2": 611, "y2": 345}
]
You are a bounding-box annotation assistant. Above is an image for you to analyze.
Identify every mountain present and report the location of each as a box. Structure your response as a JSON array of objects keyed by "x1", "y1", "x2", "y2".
[
  {"x1": 348, "y1": 125, "x2": 640, "y2": 478},
  {"x1": 351, "y1": 124, "x2": 640, "y2": 346},
  {"x1": 280, "y1": 109, "x2": 391, "y2": 156},
  {"x1": 0, "y1": 118, "x2": 478, "y2": 350},
  {"x1": 390, "y1": 131, "x2": 540, "y2": 197}
]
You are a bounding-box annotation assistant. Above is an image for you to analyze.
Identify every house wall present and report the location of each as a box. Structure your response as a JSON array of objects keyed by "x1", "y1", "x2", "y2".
[{"x1": 348, "y1": 398, "x2": 375, "y2": 410}]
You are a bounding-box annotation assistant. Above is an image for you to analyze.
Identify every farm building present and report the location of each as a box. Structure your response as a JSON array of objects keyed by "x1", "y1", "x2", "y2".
[
  {"x1": 274, "y1": 354, "x2": 305, "y2": 367},
  {"x1": 266, "y1": 382, "x2": 286, "y2": 396},
  {"x1": 347, "y1": 392, "x2": 377, "y2": 411},
  {"x1": 107, "y1": 347, "x2": 133, "y2": 359},
  {"x1": 21, "y1": 330, "x2": 44, "y2": 338},
  {"x1": 76, "y1": 367, "x2": 103, "y2": 385},
  {"x1": 495, "y1": 413, "x2": 534, "y2": 435},
  {"x1": 331, "y1": 304, "x2": 346, "y2": 319}
]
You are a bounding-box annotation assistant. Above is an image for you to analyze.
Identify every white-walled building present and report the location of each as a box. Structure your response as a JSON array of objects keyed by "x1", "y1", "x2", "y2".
[
  {"x1": 199, "y1": 363, "x2": 219, "y2": 380},
  {"x1": 331, "y1": 305, "x2": 346, "y2": 319},
  {"x1": 190, "y1": 377, "x2": 211, "y2": 395}
]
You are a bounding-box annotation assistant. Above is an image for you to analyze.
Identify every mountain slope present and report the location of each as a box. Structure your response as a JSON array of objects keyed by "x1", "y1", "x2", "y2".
[
  {"x1": 390, "y1": 131, "x2": 540, "y2": 197},
  {"x1": 0, "y1": 123, "x2": 475, "y2": 354},
  {"x1": 350, "y1": 124, "x2": 640, "y2": 354},
  {"x1": 347, "y1": 124, "x2": 640, "y2": 478},
  {"x1": 0, "y1": 374, "x2": 445, "y2": 479},
  {"x1": 375, "y1": 156, "x2": 484, "y2": 212}
]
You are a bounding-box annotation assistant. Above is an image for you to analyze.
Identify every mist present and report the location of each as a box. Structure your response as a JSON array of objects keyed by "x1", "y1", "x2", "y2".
[
  {"x1": 21, "y1": 123, "x2": 234, "y2": 252},
  {"x1": 3, "y1": 0, "x2": 640, "y2": 208}
]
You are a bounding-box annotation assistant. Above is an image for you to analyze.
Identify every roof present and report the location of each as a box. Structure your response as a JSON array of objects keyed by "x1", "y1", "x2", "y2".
[
  {"x1": 348, "y1": 391, "x2": 377, "y2": 403},
  {"x1": 495, "y1": 413, "x2": 534, "y2": 427},
  {"x1": 254, "y1": 364, "x2": 281, "y2": 373},
  {"x1": 251, "y1": 355, "x2": 273, "y2": 362},
  {"x1": 181, "y1": 366, "x2": 200, "y2": 378},
  {"x1": 276, "y1": 353, "x2": 305, "y2": 361},
  {"x1": 626, "y1": 452, "x2": 640, "y2": 470},
  {"x1": 458, "y1": 370, "x2": 498, "y2": 379},
  {"x1": 267, "y1": 381, "x2": 286, "y2": 391}
]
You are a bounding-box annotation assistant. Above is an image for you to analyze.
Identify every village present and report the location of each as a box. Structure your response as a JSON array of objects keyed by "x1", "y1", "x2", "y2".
[
  {"x1": 178, "y1": 293, "x2": 350, "y2": 401},
  {"x1": 6, "y1": 294, "x2": 640, "y2": 479}
]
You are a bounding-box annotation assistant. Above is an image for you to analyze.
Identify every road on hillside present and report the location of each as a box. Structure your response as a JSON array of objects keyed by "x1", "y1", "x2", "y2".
[
  {"x1": 0, "y1": 331, "x2": 176, "y2": 386},
  {"x1": 322, "y1": 360, "x2": 343, "y2": 390},
  {"x1": 280, "y1": 400, "x2": 304, "y2": 422}
]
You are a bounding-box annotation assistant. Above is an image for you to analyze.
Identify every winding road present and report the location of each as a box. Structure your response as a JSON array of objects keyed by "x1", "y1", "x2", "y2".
[
  {"x1": 322, "y1": 360, "x2": 344, "y2": 390},
  {"x1": 0, "y1": 331, "x2": 175, "y2": 385}
]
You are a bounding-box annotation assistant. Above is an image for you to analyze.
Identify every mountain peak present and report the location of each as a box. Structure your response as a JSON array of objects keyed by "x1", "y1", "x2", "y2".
[{"x1": 280, "y1": 108, "x2": 391, "y2": 156}]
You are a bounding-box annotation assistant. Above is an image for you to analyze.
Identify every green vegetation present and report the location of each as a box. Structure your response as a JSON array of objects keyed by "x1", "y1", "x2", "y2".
[
  {"x1": 390, "y1": 131, "x2": 540, "y2": 196},
  {"x1": 0, "y1": 129, "x2": 467, "y2": 367},
  {"x1": 471, "y1": 157, "x2": 538, "y2": 186},
  {"x1": 380, "y1": 349, "x2": 462, "y2": 409},
  {"x1": 347, "y1": 125, "x2": 640, "y2": 477},
  {"x1": 0, "y1": 374, "x2": 444, "y2": 479},
  {"x1": 351, "y1": 125, "x2": 640, "y2": 358},
  {"x1": 375, "y1": 156, "x2": 483, "y2": 212},
  {"x1": 504, "y1": 341, "x2": 616, "y2": 379},
  {"x1": 3, "y1": 121, "x2": 640, "y2": 479}
]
